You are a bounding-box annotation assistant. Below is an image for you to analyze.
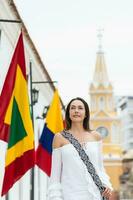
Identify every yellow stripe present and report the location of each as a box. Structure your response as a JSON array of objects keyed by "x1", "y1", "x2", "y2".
[
  {"x1": 5, "y1": 65, "x2": 34, "y2": 166},
  {"x1": 5, "y1": 136, "x2": 34, "y2": 166},
  {"x1": 46, "y1": 89, "x2": 64, "y2": 133},
  {"x1": 4, "y1": 93, "x2": 14, "y2": 125},
  {"x1": 14, "y1": 65, "x2": 34, "y2": 139}
]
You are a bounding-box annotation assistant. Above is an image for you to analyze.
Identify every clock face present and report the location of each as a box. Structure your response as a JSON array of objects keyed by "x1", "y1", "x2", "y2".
[{"x1": 96, "y1": 127, "x2": 109, "y2": 138}]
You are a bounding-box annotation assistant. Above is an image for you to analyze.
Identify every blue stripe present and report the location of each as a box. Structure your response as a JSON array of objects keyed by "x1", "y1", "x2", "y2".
[{"x1": 39, "y1": 124, "x2": 54, "y2": 154}]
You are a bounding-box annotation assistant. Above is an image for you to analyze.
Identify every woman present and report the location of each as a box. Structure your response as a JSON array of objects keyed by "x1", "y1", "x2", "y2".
[{"x1": 48, "y1": 97, "x2": 113, "y2": 200}]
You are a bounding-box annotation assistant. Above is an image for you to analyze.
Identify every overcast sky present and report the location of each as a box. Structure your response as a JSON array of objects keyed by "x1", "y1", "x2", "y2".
[{"x1": 14, "y1": 0, "x2": 133, "y2": 105}]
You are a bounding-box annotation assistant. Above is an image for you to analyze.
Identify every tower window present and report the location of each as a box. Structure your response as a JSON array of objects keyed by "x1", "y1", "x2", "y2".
[{"x1": 99, "y1": 96, "x2": 105, "y2": 110}]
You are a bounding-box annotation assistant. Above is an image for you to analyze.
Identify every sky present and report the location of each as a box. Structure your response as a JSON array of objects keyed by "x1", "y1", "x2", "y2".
[{"x1": 14, "y1": 0, "x2": 133, "y2": 105}]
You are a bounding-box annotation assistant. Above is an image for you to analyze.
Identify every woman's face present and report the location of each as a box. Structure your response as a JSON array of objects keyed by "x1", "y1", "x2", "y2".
[{"x1": 69, "y1": 99, "x2": 86, "y2": 123}]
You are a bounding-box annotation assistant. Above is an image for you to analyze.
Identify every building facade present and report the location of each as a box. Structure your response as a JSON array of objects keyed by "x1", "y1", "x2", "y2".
[
  {"x1": 117, "y1": 96, "x2": 133, "y2": 199},
  {"x1": 117, "y1": 96, "x2": 133, "y2": 151},
  {"x1": 0, "y1": 1, "x2": 64, "y2": 200},
  {"x1": 119, "y1": 149, "x2": 133, "y2": 199},
  {"x1": 89, "y1": 32, "x2": 122, "y2": 191}
]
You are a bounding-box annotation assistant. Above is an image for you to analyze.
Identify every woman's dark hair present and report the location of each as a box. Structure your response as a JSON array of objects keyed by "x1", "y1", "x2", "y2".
[{"x1": 65, "y1": 97, "x2": 91, "y2": 131}]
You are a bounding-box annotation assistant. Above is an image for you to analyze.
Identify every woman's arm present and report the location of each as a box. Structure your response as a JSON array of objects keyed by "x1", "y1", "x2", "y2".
[
  {"x1": 47, "y1": 134, "x2": 63, "y2": 200},
  {"x1": 93, "y1": 131, "x2": 113, "y2": 199},
  {"x1": 92, "y1": 131, "x2": 113, "y2": 190},
  {"x1": 97, "y1": 140, "x2": 113, "y2": 190}
]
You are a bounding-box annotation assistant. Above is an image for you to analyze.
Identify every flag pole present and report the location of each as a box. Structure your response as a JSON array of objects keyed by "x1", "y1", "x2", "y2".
[
  {"x1": 5, "y1": 193, "x2": 9, "y2": 200},
  {"x1": 29, "y1": 61, "x2": 35, "y2": 200},
  {"x1": 29, "y1": 61, "x2": 34, "y2": 126},
  {"x1": 29, "y1": 61, "x2": 59, "y2": 200}
]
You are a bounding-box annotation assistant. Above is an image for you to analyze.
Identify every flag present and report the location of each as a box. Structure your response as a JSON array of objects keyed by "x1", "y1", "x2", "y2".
[
  {"x1": 0, "y1": 32, "x2": 35, "y2": 196},
  {"x1": 36, "y1": 89, "x2": 64, "y2": 176}
]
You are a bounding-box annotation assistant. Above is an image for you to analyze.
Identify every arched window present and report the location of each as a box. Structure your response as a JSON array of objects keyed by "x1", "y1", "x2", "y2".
[
  {"x1": 91, "y1": 96, "x2": 96, "y2": 111},
  {"x1": 108, "y1": 97, "x2": 113, "y2": 111},
  {"x1": 111, "y1": 124, "x2": 119, "y2": 143},
  {"x1": 99, "y1": 96, "x2": 105, "y2": 110}
]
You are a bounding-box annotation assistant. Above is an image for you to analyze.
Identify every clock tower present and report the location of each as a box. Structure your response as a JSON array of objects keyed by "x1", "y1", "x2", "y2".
[{"x1": 89, "y1": 30, "x2": 122, "y2": 191}]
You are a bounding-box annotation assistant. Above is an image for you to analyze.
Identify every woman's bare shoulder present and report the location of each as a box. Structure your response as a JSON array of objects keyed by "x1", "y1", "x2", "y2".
[
  {"x1": 91, "y1": 130, "x2": 102, "y2": 141},
  {"x1": 52, "y1": 132, "x2": 64, "y2": 149}
]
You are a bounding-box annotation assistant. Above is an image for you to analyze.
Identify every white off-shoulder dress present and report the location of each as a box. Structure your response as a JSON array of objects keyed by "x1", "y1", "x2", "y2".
[{"x1": 47, "y1": 140, "x2": 113, "y2": 200}]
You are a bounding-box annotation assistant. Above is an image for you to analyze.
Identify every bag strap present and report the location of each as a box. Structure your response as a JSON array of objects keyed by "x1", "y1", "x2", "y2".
[{"x1": 61, "y1": 130, "x2": 106, "y2": 200}]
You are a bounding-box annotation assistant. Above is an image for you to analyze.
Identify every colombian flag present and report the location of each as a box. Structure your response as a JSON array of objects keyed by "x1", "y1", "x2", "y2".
[
  {"x1": 0, "y1": 32, "x2": 35, "y2": 196},
  {"x1": 36, "y1": 89, "x2": 64, "y2": 176}
]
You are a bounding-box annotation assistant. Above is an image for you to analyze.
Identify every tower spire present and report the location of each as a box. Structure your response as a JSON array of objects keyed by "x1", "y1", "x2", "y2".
[
  {"x1": 92, "y1": 29, "x2": 110, "y2": 87},
  {"x1": 97, "y1": 28, "x2": 104, "y2": 53}
]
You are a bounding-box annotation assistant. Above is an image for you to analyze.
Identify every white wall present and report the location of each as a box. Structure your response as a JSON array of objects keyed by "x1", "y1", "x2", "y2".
[{"x1": 0, "y1": 1, "x2": 55, "y2": 200}]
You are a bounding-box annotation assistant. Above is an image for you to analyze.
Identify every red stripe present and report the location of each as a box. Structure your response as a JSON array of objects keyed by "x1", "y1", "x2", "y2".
[
  {"x1": 35, "y1": 144, "x2": 51, "y2": 176},
  {"x1": 0, "y1": 123, "x2": 10, "y2": 142},
  {"x1": 0, "y1": 32, "x2": 26, "y2": 142},
  {"x1": 1, "y1": 149, "x2": 35, "y2": 196}
]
